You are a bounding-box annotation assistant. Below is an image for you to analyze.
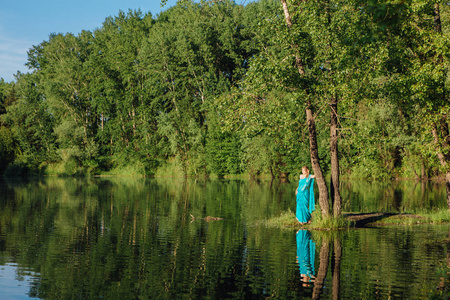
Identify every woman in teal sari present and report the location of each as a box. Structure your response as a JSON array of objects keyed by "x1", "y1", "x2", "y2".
[{"x1": 295, "y1": 166, "x2": 315, "y2": 224}]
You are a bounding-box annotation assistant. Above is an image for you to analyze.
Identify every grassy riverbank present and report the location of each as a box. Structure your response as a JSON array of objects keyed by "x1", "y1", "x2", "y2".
[{"x1": 261, "y1": 209, "x2": 450, "y2": 229}]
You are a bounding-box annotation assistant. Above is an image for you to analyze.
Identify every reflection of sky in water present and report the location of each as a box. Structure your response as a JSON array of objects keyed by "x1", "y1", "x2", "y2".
[{"x1": 0, "y1": 263, "x2": 39, "y2": 300}]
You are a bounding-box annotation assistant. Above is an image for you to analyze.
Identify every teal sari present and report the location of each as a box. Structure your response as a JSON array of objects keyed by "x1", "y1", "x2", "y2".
[{"x1": 296, "y1": 176, "x2": 315, "y2": 223}]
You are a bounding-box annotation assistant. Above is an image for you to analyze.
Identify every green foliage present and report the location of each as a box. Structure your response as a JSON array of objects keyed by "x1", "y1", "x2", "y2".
[
  {"x1": 255, "y1": 208, "x2": 355, "y2": 230},
  {"x1": 418, "y1": 209, "x2": 450, "y2": 224},
  {"x1": 220, "y1": 87, "x2": 310, "y2": 178},
  {"x1": 154, "y1": 156, "x2": 184, "y2": 177},
  {"x1": 0, "y1": 127, "x2": 16, "y2": 173},
  {"x1": 0, "y1": 73, "x2": 56, "y2": 175},
  {"x1": 310, "y1": 210, "x2": 355, "y2": 229},
  {"x1": 364, "y1": 210, "x2": 450, "y2": 226},
  {"x1": 240, "y1": 135, "x2": 272, "y2": 178},
  {"x1": 0, "y1": 79, "x2": 7, "y2": 115},
  {"x1": 138, "y1": 0, "x2": 259, "y2": 175},
  {"x1": 205, "y1": 109, "x2": 242, "y2": 177},
  {"x1": 257, "y1": 209, "x2": 299, "y2": 228},
  {"x1": 358, "y1": 0, "x2": 450, "y2": 179}
]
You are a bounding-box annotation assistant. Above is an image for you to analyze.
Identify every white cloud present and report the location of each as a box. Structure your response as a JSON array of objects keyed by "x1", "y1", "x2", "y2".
[
  {"x1": 0, "y1": 10, "x2": 37, "y2": 82},
  {"x1": 0, "y1": 34, "x2": 34, "y2": 82}
]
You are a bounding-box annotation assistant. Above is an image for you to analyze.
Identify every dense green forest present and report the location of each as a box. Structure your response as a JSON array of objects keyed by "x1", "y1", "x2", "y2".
[{"x1": 0, "y1": 1, "x2": 449, "y2": 188}]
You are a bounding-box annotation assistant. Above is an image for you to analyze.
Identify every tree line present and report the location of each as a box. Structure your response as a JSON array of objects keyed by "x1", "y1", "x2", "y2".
[{"x1": 0, "y1": 0, "x2": 449, "y2": 211}]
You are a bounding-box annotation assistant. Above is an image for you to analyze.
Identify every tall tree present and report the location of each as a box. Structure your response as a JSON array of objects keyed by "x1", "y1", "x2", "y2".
[
  {"x1": 141, "y1": 1, "x2": 257, "y2": 175},
  {"x1": 279, "y1": 1, "x2": 330, "y2": 218},
  {"x1": 0, "y1": 73, "x2": 56, "y2": 174},
  {"x1": 27, "y1": 31, "x2": 100, "y2": 172},
  {"x1": 90, "y1": 10, "x2": 158, "y2": 172}
]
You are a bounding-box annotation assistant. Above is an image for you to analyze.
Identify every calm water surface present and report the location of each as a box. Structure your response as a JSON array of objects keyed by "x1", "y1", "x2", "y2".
[{"x1": 0, "y1": 177, "x2": 448, "y2": 299}]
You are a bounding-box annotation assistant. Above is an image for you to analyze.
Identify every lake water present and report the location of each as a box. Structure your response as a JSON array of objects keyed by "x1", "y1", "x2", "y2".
[{"x1": 0, "y1": 177, "x2": 448, "y2": 299}]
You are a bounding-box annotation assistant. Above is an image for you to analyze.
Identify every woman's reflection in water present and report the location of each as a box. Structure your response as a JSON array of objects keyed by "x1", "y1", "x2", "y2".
[{"x1": 296, "y1": 229, "x2": 316, "y2": 287}]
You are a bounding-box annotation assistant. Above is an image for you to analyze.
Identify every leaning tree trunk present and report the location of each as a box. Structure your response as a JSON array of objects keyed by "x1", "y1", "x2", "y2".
[
  {"x1": 281, "y1": 0, "x2": 330, "y2": 217},
  {"x1": 330, "y1": 96, "x2": 342, "y2": 217},
  {"x1": 307, "y1": 106, "x2": 331, "y2": 217}
]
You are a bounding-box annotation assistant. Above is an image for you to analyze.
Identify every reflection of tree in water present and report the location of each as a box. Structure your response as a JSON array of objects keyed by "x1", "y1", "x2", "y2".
[
  {"x1": 1, "y1": 178, "x2": 448, "y2": 299},
  {"x1": 331, "y1": 239, "x2": 342, "y2": 300},
  {"x1": 296, "y1": 231, "x2": 342, "y2": 300},
  {"x1": 311, "y1": 239, "x2": 329, "y2": 300},
  {"x1": 437, "y1": 230, "x2": 450, "y2": 296},
  {"x1": 345, "y1": 180, "x2": 448, "y2": 212}
]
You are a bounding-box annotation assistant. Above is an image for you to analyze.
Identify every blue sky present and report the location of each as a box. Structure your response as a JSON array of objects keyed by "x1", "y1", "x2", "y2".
[{"x1": 0, "y1": 0, "x2": 181, "y2": 82}]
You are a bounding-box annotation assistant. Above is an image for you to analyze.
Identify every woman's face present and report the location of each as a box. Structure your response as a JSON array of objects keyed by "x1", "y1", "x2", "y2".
[{"x1": 302, "y1": 167, "x2": 308, "y2": 175}]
